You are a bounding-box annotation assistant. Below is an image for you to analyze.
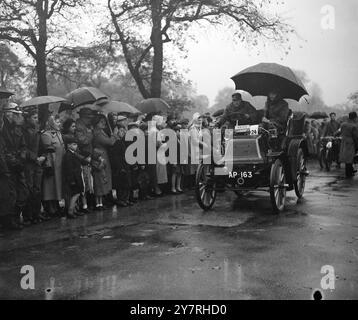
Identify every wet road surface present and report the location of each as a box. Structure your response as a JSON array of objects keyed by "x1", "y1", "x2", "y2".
[{"x1": 0, "y1": 162, "x2": 357, "y2": 300}]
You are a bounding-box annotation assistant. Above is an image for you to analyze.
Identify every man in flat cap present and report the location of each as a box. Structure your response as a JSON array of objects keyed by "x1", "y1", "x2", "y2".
[
  {"x1": 217, "y1": 91, "x2": 257, "y2": 127},
  {"x1": 0, "y1": 103, "x2": 29, "y2": 230}
]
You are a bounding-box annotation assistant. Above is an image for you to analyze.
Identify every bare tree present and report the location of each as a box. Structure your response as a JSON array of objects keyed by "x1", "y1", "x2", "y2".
[
  {"x1": 0, "y1": 0, "x2": 84, "y2": 96},
  {"x1": 106, "y1": 0, "x2": 293, "y2": 99}
]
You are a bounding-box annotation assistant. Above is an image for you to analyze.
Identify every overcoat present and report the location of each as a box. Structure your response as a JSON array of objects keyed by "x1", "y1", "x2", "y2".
[
  {"x1": 339, "y1": 120, "x2": 358, "y2": 164},
  {"x1": 93, "y1": 128, "x2": 116, "y2": 196},
  {"x1": 41, "y1": 130, "x2": 65, "y2": 201}
]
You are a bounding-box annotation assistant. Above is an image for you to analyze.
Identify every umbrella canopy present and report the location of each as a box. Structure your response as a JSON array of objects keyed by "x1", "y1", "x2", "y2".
[
  {"x1": 135, "y1": 98, "x2": 170, "y2": 114},
  {"x1": 20, "y1": 96, "x2": 66, "y2": 108},
  {"x1": 65, "y1": 87, "x2": 108, "y2": 108},
  {"x1": 212, "y1": 109, "x2": 225, "y2": 118},
  {"x1": 98, "y1": 101, "x2": 141, "y2": 115},
  {"x1": 231, "y1": 63, "x2": 308, "y2": 101},
  {"x1": 309, "y1": 111, "x2": 329, "y2": 120},
  {"x1": 0, "y1": 87, "x2": 14, "y2": 98}
]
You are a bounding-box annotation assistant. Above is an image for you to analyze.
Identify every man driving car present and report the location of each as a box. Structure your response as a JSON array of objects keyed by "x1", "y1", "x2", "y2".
[{"x1": 217, "y1": 91, "x2": 257, "y2": 127}]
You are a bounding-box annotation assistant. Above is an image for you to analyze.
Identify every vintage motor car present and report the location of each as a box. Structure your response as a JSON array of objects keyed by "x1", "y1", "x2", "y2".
[{"x1": 195, "y1": 111, "x2": 309, "y2": 213}]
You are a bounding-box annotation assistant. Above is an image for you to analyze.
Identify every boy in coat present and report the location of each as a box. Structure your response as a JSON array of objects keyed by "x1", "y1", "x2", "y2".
[{"x1": 62, "y1": 137, "x2": 85, "y2": 219}]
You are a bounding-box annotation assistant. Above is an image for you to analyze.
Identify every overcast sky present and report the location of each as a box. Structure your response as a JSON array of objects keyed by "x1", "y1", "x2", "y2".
[{"x1": 184, "y1": 0, "x2": 358, "y2": 107}]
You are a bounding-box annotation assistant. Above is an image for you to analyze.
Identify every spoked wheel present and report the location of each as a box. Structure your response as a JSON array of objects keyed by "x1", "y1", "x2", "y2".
[
  {"x1": 269, "y1": 159, "x2": 287, "y2": 214},
  {"x1": 294, "y1": 148, "x2": 307, "y2": 199},
  {"x1": 195, "y1": 164, "x2": 217, "y2": 211}
]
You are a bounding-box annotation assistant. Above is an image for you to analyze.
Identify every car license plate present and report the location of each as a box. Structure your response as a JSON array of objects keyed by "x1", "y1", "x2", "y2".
[{"x1": 229, "y1": 171, "x2": 253, "y2": 179}]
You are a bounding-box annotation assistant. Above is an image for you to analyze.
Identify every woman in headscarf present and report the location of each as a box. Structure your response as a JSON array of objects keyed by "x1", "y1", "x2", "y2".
[
  {"x1": 41, "y1": 114, "x2": 65, "y2": 216},
  {"x1": 92, "y1": 114, "x2": 117, "y2": 210}
]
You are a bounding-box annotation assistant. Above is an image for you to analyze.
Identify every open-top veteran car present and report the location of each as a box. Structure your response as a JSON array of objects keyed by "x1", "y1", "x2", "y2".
[{"x1": 195, "y1": 63, "x2": 310, "y2": 213}]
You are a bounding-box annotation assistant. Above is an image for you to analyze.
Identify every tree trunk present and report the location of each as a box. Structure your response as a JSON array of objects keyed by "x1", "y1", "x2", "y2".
[
  {"x1": 150, "y1": 0, "x2": 163, "y2": 98},
  {"x1": 36, "y1": 52, "x2": 48, "y2": 96},
  {"x1": 36, "y1": 0, "x2": 49, "y2": 128}
]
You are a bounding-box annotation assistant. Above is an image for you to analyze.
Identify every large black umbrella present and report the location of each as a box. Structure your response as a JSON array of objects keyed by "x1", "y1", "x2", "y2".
[
  {"x1": 65, "y1": 87, "x2": 108, "y2": 108},
  {"x1": 20, "y1": 96, "x2": 66, "y2": 108},
  {"x1": 309, "y1": 112, "x2": 329, "y2": 120},
  {"x1": 99, "y1": 101, "x2": 141, "y2": 115},
  {"x1": 136, "y1": 98, "x2": 170, "y2": 114},
  {"x1": 231, "y1": 63, "x2": 308, "y2": 101}
]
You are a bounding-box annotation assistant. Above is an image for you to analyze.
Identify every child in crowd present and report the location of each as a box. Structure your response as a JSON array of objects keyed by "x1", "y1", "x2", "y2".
[{"x1": 62, "y1": 137, "x2": 85, "y2": 219}]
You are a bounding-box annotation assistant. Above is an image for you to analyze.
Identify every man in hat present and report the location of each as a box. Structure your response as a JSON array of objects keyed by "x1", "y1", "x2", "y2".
[
  {"x1": 22, "y1": 106, "x2": 48, "y2": 223},
  {"x1": 217, "y1": 91, "x2": 257, "y2": 127},
  {"x1": 0, "y1": 103, "x2": 29, "y2": 229}
]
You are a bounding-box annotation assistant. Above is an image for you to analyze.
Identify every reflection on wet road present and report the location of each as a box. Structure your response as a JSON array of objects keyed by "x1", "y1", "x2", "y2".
[{"x1": 0, "y1": 162, "x2": 357, "y2": 300}]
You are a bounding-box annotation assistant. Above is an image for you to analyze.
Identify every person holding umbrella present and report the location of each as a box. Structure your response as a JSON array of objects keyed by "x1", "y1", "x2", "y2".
[{"x1": 262, "y1": 89, "x2": 290, "y2": 132}]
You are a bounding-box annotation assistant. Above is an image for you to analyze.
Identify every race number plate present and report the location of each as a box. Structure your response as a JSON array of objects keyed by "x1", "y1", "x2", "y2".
[{"x1": 250, "y1": 125, "x2": 259, "y2": 136}]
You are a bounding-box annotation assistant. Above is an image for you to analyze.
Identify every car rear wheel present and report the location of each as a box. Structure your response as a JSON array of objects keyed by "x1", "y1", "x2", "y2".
[
  {"x1": 195, "y1": 164, "x2": 217, "y2": 211},
  {"x1": 270, "y1": 159, "x2": 287, "y2": 213},
  {"x1": 294, "y1": 148, "x2": 307, "y2": 199}
]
